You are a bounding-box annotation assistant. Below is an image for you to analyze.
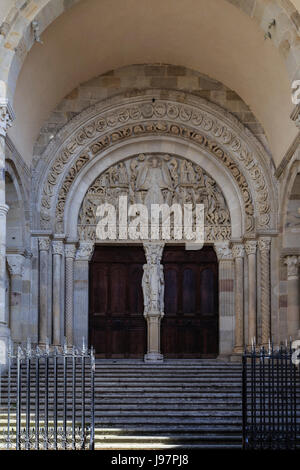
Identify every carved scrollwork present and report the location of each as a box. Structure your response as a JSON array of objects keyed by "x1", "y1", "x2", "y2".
[{"x1": 39, "y1": 98, "x2": 272, "y2": 233}]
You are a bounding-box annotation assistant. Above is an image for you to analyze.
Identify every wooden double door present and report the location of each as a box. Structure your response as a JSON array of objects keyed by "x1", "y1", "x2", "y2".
[{"x1": 89, "y1": 245, "x2": 218, "y2": 358}]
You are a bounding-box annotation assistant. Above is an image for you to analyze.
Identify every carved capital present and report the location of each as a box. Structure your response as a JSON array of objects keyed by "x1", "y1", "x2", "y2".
[
  {"x1": 245, "y1": 240, "x2": 257, "y2": 256},
  {"x1": 258, "y1": 237, "x2": 271, "y2": 253},
  {"x1": 6, "y1": 254, "x2": 25, "y2": 276},
  {"x1": 38, "y1": 237, "x2": 50, "y2": 251},
  {"x1": 214, "y1": 242, "x2": 232, "y2": 260},
  {"x1": 65, "y1": 244, "x2": 77, "y2": 259},
  {"x1": 0, "y1": 100, "x2": 15, "y2": 137},
  {"x1": 284, "y1": 255, "x2": 299, "y2": 278},
  {"x1": 232, "y1": 244, "x2": 245, "y2": 259},
  {"x1": 75, "y1": 242, "x2": 94, "y2": 261},
  {"x1": 52, "y1": 240, "x2": 64, "y2": 256}
]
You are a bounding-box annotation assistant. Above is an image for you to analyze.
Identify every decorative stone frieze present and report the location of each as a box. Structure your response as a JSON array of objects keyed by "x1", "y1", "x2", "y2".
[{"x1": 37, "y1": 94, "x2": 275, "y2": 236}]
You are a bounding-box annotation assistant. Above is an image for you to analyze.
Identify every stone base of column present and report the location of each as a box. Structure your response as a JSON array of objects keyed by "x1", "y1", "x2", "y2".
[
  {"x1": 233, "y1": 346, "x2": 244, "y2": 354},
  {"x1": 0, "y1": 324, "x2": 11, "y2": 372},
  {"x1": 229, "y1": 352, "x2": 243, "y2": 362},
  {"x1": 144, "y1": 352, "x2": 164, "y2": 363}
]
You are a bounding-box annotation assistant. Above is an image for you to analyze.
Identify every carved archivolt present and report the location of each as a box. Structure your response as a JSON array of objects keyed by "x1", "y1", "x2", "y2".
[
  {"x1": 78, "y1": 153, "x2": 231, "y2": 242},
  {"x1": 38, "y1": 95, "x2": 274, "y2": 234}
]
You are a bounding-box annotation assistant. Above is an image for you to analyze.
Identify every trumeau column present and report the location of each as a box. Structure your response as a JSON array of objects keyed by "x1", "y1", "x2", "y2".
[
  {"x1": 6, "y1": 254, "x2": 25, "y2": 343},
  {"x1": 52, "y1": 240, "x2": 63, "y2": 346},
  {"x1": 245, "y1": 241, "x2": 257, "y2": 346},
  {"x1": 39, "y1": 237, "x2": 51, "y2": 345},
  {"x1": 142, "y1": 242, "x2": 165, "y2": 363},
  {"x1": 214, "y1": 242, "x2": 234, "y2": 355},
  {"x1": 258, "y1": 237, "x2": 271, "y2": 346},
  {"x1": 65, "y1": 244, "x2": 77, "y2": 346},
  {"x1": 0, "y1": 101, "x2": 14, "y2": 367},
  {"x1": 232, "y1": 243, "x2": 245, "y2": 353},
  {"x1": 284, "y1": 255, "x2": 300, "y2": 340}
]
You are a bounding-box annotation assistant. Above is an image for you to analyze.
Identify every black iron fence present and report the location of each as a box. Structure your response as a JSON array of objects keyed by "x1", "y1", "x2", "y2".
[
  {"x1": 242, "y1": 343, "x2": 300, "y2": 449},
  {"x1": 0, "y1": 339, "x2": 95, "y2": 450}
]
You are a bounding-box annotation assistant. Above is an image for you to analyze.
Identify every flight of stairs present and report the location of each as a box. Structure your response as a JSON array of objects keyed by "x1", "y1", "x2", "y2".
[
  {"x1": 93, "y1": 360, "x2": 242, "y2": 449},
  {"x1": 0, "y1": 359, "x2": 243, "y2": 450}
]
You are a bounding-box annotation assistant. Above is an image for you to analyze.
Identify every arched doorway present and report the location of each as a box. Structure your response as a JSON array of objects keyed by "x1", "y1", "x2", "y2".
[{"x1": 162, "y1": 245, "x2": 218, "y2": 358}]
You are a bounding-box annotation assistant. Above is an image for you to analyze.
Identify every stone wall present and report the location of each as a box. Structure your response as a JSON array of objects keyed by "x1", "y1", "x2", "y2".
[{"x1": 33, "y1": 64, "x2": 270, "y2": 163}]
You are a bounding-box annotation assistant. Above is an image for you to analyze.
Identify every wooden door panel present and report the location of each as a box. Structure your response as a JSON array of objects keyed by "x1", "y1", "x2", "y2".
[
  {"x1": 89, "y1": 246, "x2": 146, "y2": 358},
  {"x1": 162, "y1": 245, "x2": 218, "y2": 358}
]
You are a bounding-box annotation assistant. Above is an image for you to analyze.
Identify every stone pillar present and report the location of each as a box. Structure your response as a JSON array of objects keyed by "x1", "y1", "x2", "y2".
[
  {"x1": 38, "y1": 237, "x2": 50, "y2": 344},
  {"x1": 52, "y1": 240, "x2": 63, "y2": 345},
  {"x1": 245, "y1": 241, "x2": 257, "y2": 346},
  {"x1": 65, "y1": 243, "x2": 77, "y2": 346},
  {"x1": 232, "y1": 243, "x2": 245, "y2": 353},
  {"x1": 284, "y1": 255, "x2": 300, "y2": 340},
  {"x1": 0, "y1": 101, "x2": 14, "y2": 367},
  {"x1": 74, "y1": 242, "x2": 94, "y2": 347},
  {"x1": 142, "y1": 242, "x2": 165, "y2": 363},
  {"x1": 6, "y1": 254, "x2": 25, "y2": 343},
  {"x1": 214, "y1": 242, "x2": 234, "y2": 355},
  {"x1": 258, "y1": 237, "x2": 271, "y2": 346}
]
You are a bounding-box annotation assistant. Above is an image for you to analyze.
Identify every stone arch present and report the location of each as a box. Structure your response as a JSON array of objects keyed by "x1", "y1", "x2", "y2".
[
  {"x1": 63, "y1": 138, "x2": 242, "y2": 240},
  {"x1": 0, "y1": 0, "x2": 298, "y2": 105},
  {"x1": 281, "y1": 159, "x2": 300, "y2": 248},
  {"x1": 33, "y1": 90, "x2": 278, "y2": 238}
]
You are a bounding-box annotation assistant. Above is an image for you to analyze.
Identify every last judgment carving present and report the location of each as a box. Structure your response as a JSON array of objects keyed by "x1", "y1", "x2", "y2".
[{"x1": 78, "y1": 154, "x2": 231, "y2": 242}]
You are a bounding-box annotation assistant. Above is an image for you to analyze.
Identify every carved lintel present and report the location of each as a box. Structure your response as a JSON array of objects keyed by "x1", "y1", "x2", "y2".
[
  {"x1": 6, "y1": 254, "x2": 25, "y2": 277},
  {"x1": 284, "y1": 255, "x2": 299, "y2": 278},
  {"x1": 75, "y1": 241, "x2": 94, "y2": 261}
]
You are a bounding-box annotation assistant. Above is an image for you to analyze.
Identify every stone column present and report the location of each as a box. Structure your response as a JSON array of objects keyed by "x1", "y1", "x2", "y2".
[
  {"x1": 258, "y1": 237, "x2": 271, "y2": 346},
  {"x1": 232, "y1": 243, "x2": 245, "y2": 353},
  {"x1": 214, "y1": 242, "x2": 235, "y2": 355},
  {"x1": 52, "y1": 240, "x2": 63, "y2": 345},
  {"x1": 38, "y1": 237, "x2": 50, "y2": 344},
  {"x1": 6, "y1": 254, "x2": 25, "y2": 343},
  {"x1": 74, "y1": 241, "x2": 94, "y2": 347},
  {"x1": 284, "y1": 255, "x2": 300, "y2": 340},
  {"x1": 143, "y1": 242, "x2": 165, "y2": 363},
  {"x1": 0, "y1": 101, "x2": 14, "y2": 367},
  {"x1": 65, "y1": 243, "x2": 77, "y2": 346},
  {"x1": 245, "y1": 240, "x2": 257, "y2": 346}
]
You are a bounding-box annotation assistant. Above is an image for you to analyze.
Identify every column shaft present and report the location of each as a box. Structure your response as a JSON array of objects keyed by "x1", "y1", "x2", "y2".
[
  {"x1": 245, "y1": 241, "x2": 257, "y2": 345},
  {"x1": 52, "y1": 241, "x2": 63, "y2": 345},
  {"x1": 39, "y1": 237, "x2": 50, "y2": 344},
  {"x1": 65, "y1": 244, "x2": 76, "y2": 346},
  {"x1": 232, "y1": 244, "x2": 245, "y2": 353},
  {"x1": 6, "y1": 254, "x2": 25, "y2": 343},
  {"x1": 259, "y1": 237, "x2": 271, "y2": 346}
]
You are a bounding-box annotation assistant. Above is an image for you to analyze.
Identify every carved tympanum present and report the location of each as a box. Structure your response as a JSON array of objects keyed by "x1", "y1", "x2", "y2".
[{"x1": 77, "y1": 153, "x2": 231, "y2": 242}]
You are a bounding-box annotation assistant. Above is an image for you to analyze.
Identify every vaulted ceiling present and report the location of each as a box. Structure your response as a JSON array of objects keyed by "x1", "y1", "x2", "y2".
[{"x1": 2, "y1": 0, "x2": 299, "y2": 167}]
